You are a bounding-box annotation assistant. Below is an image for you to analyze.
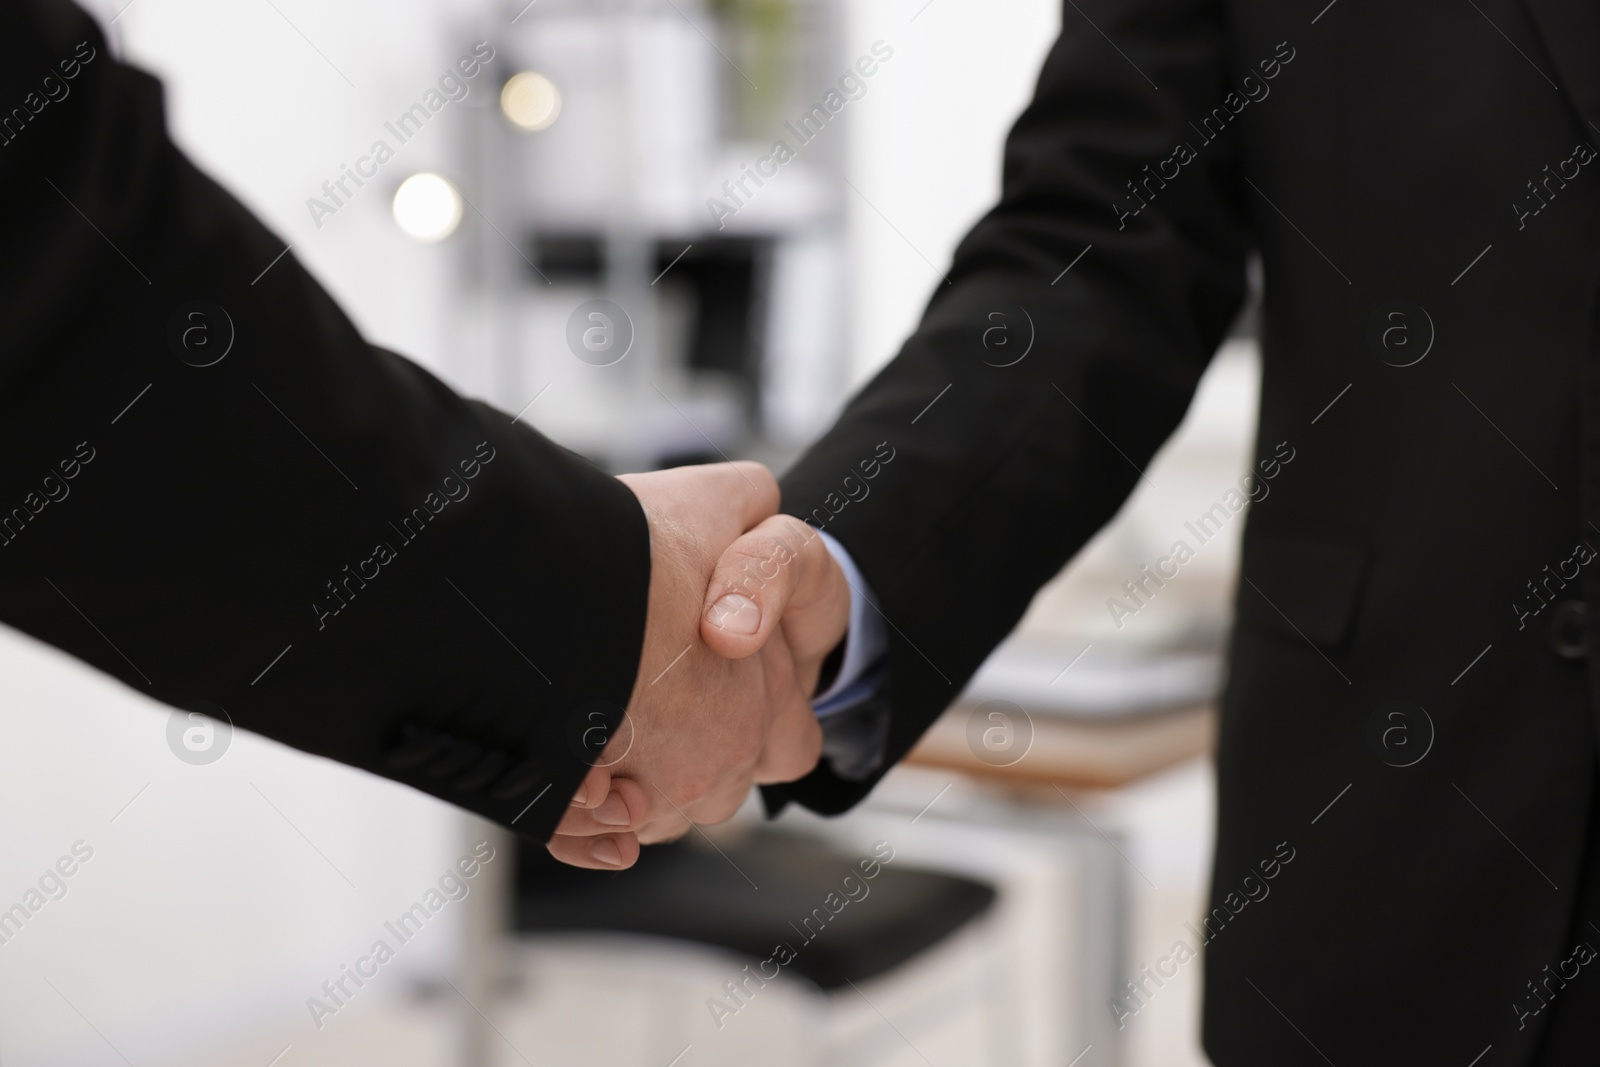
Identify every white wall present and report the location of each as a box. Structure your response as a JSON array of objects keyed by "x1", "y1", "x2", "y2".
[{"x1": 843, "y1": 0, "x2": 1061, "y2": 384}]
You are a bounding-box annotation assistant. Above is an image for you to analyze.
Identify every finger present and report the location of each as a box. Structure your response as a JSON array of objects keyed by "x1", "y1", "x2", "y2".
[
  {"x1": 702, "y1": 514, "x2": 847, "y2": 663},
  {"x1": 701, "y1": 513, "x2": 816, "y2": 657},
  {"x1": 552, "y1": 777, "x2": 651, "y2": 836},
  {"x1": 623, "y1": 772, "x2": 689, "y2": 843},
  {"x1": 635, "y1": 812, "x2": 695, "y2": 846},
  {"x1": 752, "y1": 642, "x2": 826, "y2": 785},
  {"x1": 634, "y1": 764, "x2": 751, "y2": 837},
  {"x1": 681, "y1": 776, "x2": 759, "y2": 828},
  {"x1": 709, "y1": 461, "x2": 780, "y2": 533},
  {"x1": 547, "y1": 831, "x2": 640, "y2": 870},
  {"x1": 753, "y1": 694, "x2": 824, "y2": 785},
  {"x1": 568, "y1": 764, "x2": 611, "y2": 809}
]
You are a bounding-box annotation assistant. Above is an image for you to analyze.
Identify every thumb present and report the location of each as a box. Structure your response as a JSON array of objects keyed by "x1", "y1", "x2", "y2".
[{"x1": 701, "y1": 515, "x2": 849, "y2": 667}]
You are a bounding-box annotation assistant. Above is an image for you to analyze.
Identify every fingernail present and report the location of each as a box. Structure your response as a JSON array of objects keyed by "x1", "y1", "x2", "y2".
[
  {"x1": 570, "y1": 784, "x2": 588, "y2": 806},
  {"x1": 592, "y1": 838, "x2": 623, "y2": 866},
  {"x1": 708, "y1": 593, "x2": 760, "y2": 634},
  {"x1": 594, "y1": 792, "x2": 631, "y2": 826}
]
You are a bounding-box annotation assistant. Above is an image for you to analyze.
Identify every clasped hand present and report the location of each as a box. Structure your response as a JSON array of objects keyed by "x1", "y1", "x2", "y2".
[{"x1": 547, "y1": 462, "x2": 850, "y2": 869}]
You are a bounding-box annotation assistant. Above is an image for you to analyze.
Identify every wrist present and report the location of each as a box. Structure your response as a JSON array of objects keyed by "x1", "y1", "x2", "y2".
[{"x1": 623, "y1": 494, "x2": 698, "y2": 707}]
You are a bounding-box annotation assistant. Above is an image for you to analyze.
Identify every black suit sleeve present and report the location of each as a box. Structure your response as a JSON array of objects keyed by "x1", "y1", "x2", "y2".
[
  {"x1": 771, "y1": 0, "x2": 1251, "y2": 814},
  {"x1": 0, "y1": 2, "x2": 649, "y2": 843}
]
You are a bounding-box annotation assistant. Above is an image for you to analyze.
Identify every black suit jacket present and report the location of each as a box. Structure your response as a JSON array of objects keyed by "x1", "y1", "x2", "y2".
[
  {"x1": 777, "y1": 0, "x2": 1600, "y2": 1061},
  {"x1": 0, "y1": 3, "x2": 650, "y2": 843}
]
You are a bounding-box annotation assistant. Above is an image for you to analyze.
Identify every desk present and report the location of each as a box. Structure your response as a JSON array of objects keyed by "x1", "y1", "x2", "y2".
[{"x1": 906, "y1": 702, "x2": 1216, "y2": 790}]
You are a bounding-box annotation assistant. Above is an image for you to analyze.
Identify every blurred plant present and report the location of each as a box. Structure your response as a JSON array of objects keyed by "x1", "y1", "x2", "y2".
[{"x1": 709, "y1": 0, "x2": 794, "y2": 137}]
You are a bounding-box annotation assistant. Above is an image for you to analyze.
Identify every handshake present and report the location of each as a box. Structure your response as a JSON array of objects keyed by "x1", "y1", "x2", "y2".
[{"x1": 548, "y1": 461, "x2": 852, "y2": 870}]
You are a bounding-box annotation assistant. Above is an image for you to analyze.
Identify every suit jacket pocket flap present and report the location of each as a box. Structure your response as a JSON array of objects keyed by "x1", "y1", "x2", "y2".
[{"x1": 1235, "y1": 529, "x2": 1370, "y2": 649}]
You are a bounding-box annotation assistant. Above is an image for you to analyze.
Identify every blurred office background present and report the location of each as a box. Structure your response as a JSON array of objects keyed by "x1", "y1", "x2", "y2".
[{"x1": 0, "y1": 0, "x2": 1264, "y2": 1064}]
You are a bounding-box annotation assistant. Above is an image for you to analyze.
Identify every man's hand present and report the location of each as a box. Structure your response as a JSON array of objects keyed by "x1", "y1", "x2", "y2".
[
  {"x1": 546, "y1": 462, "x2": 828, "y2": 868},
  {"x1": 698, "y1": 512, "x2": 852, "y2": 705}
]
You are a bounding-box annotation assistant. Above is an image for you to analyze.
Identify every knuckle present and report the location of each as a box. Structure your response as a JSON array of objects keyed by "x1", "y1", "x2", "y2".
[
  {"x1": 716, "y1": 548, "x2": 785, "y2": 601},
  {"x1": 698, "y1": 793, "x2": 744, "y2": 827},
  {"x1": 725, "y1": 461, "x2": 779, "y2": 510},
  {"x1": 641, "y1": 817, "x2": 692, "y2": 845},
  {"x1": 788, "y1": 736, "x2": 823, "y2": 779},
  {"x1": 745, "y1": 462, "x2": 779, "y2": 499},
  {"x1": 771, "y1": 513, "x2": 813, "y2": 546},
  {"x1": 744, "y1": 540, "x2": 787, "y2": 581},
  {"x1": 674, "y1": 772, "x2": 715, "y2": 808}
]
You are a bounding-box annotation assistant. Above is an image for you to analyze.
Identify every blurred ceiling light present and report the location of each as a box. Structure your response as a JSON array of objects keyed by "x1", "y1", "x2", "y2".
[
  {"x1": 501, "y1": 71, "x2": 561, "y2": 131},
  {"x1": 392, "y1": 173, "x2": 462, "y2": 243}
]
